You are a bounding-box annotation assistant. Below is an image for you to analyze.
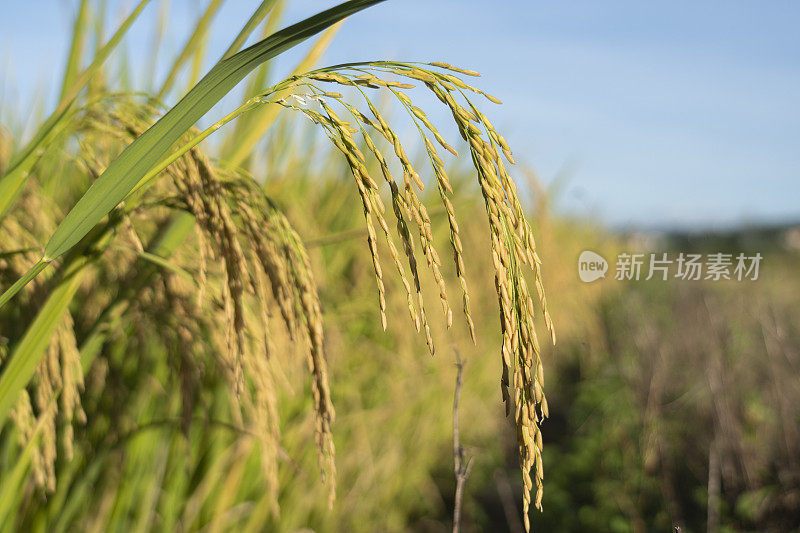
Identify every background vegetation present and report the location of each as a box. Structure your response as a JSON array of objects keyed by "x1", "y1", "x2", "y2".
[{"x1": 1, "y1": 1, "x2": 798, "y2": 531}]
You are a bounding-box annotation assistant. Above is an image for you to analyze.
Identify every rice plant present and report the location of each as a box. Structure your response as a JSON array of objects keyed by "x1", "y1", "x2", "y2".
[{"x1": 0, "y1": 1, "x2": 554, "y2": 530}]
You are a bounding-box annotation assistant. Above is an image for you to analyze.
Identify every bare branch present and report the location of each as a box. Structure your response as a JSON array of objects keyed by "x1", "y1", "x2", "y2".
[{"x1": 452, "y1": 348, "x2": 474, "y2": 533}]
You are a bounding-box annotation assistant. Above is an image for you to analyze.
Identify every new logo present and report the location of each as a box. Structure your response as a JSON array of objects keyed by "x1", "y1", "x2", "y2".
[{"x1": 578, "y1": 250, "x2": 608, "y2": 282}]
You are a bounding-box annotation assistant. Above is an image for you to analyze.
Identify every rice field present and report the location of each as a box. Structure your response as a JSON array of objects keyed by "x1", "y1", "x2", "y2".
[{"x1": 1, "y1": 1, "x2": 798, "y2": 532}]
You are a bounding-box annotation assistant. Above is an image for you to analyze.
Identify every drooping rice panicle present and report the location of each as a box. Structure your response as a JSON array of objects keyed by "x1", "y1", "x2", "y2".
[{"x1": 271, "y1": 62, "x2": 553, "y2": 527}]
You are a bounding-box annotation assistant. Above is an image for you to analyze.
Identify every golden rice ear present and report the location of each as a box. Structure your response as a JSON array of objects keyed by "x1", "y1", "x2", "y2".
[
  {"x1": 270, "y1": 61, "x2": 553, "y2": 528},
  {"x1": 233, "y1": 180, "x2": 337, "y2": 506},
  {"x1": 8, "y1": 308, "x2": 84, "y2": 494}
]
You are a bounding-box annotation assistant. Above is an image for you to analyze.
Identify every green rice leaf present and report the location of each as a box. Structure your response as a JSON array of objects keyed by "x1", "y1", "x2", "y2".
[
  {"x1": 221, "y1": 0, "x2": 280, "y2": 60},
  {"x1": 59, "y1": 0, "x2": 91, "y2": 100},
  {"x1": 156, "y1": 0, "x2": 226, "y2": 99},
  {"x1": 43, "y1": 0, "x2": 386, "y2": 262},
  {"x1": 0, "y1": 261, "x2": 49, "y2": 310}
]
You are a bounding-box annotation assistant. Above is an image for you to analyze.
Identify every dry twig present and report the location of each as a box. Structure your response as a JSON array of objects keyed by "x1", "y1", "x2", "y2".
[{"x1": 452, "y1": 348, "x2": 474, "y2": 533}]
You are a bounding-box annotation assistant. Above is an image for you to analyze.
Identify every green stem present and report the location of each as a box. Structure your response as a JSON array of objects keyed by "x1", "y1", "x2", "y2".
[{"x1": 0, "y1": 261, "x2": 50, "y2": 311}]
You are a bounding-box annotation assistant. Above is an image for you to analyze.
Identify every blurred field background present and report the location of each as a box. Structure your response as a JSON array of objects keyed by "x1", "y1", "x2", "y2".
[{"x1": 1, "y1": 1, "x2": 799, "y2": 532}]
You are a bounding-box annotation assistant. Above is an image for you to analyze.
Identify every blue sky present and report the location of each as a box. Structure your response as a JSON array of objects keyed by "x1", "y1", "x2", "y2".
[{"x1": 1, "y1": 1, "x2": 798, "y2": 229}]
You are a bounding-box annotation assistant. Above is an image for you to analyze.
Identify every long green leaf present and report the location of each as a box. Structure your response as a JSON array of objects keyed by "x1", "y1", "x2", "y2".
[
  {"x1": 220, "y1": 0, "x2": 279, "y2": 60},
  {"x1": 59, "y1": 0, "x2": 91, "y2": 100},
  {"x1": 44, "y1": 0, "x2": 386, "y2": 262},
  {"x1": 0, "y1": 217, "x2": 119, "y2": 426},
  {"x1": 0, "y1": 261, "x2": 49, "y2": 310},
  {"x1": 157, "y1": 0, "x2": 226, "y2": 99}
]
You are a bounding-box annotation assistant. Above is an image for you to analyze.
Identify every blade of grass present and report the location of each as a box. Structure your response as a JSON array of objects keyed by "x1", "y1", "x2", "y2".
[
  {"x1": 156, "y1": 0, "x2": 226, "y2": 99},
  {"x1": 0, "y1": 261, "x2": 50, "y2": 310},
  {"x1": 98, "y1": 0, "x2": 283, "y2": 293},
  {"x1": 59, "y1": 0, "x2": 329, "y2": 378},
  {"x1": 206, "y1": 441, "x2": 251, "y2": 533},
  {"x1": 0, "y1": 2, "x2": 291, "y2": 434},
  {"x1": 60, "y1": 0, "x2": 91, "y2": 100},
  {"x1": 145, "y1": 0, "x2": 171, "y2": 91},
  {"x1": 0, "y1": 105, "x2": 72, "y2": 217},
  {"x1": 221, "y1": 0, "x2": 279, "y2": 60}
]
